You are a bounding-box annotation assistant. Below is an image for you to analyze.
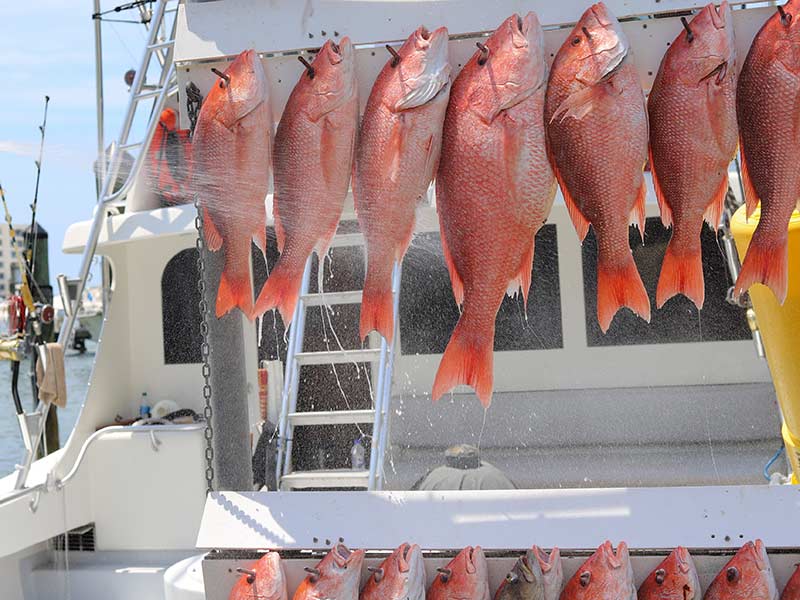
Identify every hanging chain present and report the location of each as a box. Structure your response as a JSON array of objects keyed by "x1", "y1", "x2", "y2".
[{"x1": 194, "y1": 195, "x2": 214, "y2": 494}]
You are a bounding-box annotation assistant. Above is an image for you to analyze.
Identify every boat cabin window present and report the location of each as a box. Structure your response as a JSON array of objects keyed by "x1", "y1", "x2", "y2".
[
  {"x1": 582, "y1": 217, "x2": 751, "y2": 346},
  {"x1": 162, "y1": 248, "x2": 202, "y2": 364}
]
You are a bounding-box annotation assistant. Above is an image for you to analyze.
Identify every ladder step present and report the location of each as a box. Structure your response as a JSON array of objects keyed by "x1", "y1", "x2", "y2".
[
  {"x1": 301, "y1": 290, "x2": 362, "y2": 307},
  {"x1": 288, "y1": 409, "x2": 375, "y2": 426},
  {"x1": 280, "y1": 470, "x2": 369, "y2": 490},
  {"x1": 147, "y1": 40, "x2": 174, "y2": 51},
  {"x1": 295, "y1": 348, "x2": 381, "y2": 366},
  {"x1": 329, "y1": 233, "x2": 364, "y2": 248},
  {"x1": 119, "y1": 142, "x2": 142, "y2": 151},
  {"x1": 134, "y1": 88, "x2": 164, "y2": 101}
]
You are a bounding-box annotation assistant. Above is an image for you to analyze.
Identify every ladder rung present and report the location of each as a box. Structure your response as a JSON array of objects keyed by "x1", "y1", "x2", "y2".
[
  {"x1": 280, "y1": 470, "x2": 369, "y2": 489},
  {"x1": 295, "y1": 349, "x2": 381, "y2": 366},
  {"x1": 119, "y1": 142, "x2": 142, "y2": 151},
  {"x1": 134, "y1": 88, "x2": 164, "y2": 101},
  {"x1": 329, "y1": 233, "x2": 364, "y2": 248},
  {"x1": 148, "y1": 40, "x2": 174, "y2": 51},
  {"x1": 288, "y1": 409, "x2": 375, "y2": 426},
  {"x1": 301, "y1": 290, "x2": 362, "y2": 307}
]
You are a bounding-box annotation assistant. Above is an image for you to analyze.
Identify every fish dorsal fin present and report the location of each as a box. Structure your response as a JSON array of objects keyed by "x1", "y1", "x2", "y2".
[
  {"x1": 738, "y1": 141, "x2": 759, "y2": 219},
  {"x1": 551, "y1": 158, "x2": 590, "y2": 242},
  {"x1": 203, "y1": 206, "x2": 224, "y2": 252},
  {"x1": 703, "y1": 174, "x2": 729, "y2": 231},
  {"x1": 649, "y1": 147, "x2": 673, "y2": 228}
]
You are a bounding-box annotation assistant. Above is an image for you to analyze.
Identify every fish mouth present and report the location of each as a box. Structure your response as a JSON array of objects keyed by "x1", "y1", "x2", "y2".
[
  {"x1": 676, "y1": 546, "x2": 692, "y2": 573},
  {"x1": 708, "y1": 2, "x2": 730, "y2": 30},
  {"x1": 332, "y1": 543, "x2": 353, "y2": 567},
  {"x1": 589, "y1": 2, "x2": 615, "y2": 28},
  {"x1": 753, "y1": 539, "x2": 769, "y2": 571},
  {"x1": 397, "y1": 543, "x2": 415, "y2": 573},
  {"x1": 418, "y1": 26, "x2": 431, "y2": 41},
  {"x1": 534, "y1": 545, "x2": 555, "y2": 573},
  {"x1": 465, "y1": 546, "x2": 481, "y2": 574},
  {"x1": 519, "y1": 552, "x2": 538, "y2": 583}
]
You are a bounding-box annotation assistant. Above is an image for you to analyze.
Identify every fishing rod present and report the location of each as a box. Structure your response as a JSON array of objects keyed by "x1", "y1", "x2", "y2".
[{"x1": 26, "y1": 96, "x2": 49, "y2": 285}]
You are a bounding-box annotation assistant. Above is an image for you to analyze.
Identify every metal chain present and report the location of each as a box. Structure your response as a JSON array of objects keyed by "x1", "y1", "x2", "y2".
[{"x1": 194, "y1": 196, "x2": 214, "y2": 494}]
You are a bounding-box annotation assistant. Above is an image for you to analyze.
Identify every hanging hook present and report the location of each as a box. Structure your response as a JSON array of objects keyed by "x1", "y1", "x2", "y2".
[
  {"x1": 582, "y1": 26, "x2": 592, "y2": 39},
  {"x1": 304, "y1": 566, "x2": 321, "y2": 582},
  {"x1": 778, "y1": 5, "x2": 792, "y2": 26},
  {"x1": 236, "y1": 567, "x2": 257, "y2": 585},
  {"x1": 385, "y1": 44, "x2": 401, "y2": 67},
  {"x1": 298, "y1": 56, "x2": 316, "y2": 79},
  {"x1": 476, "y1": 41, "x2": 490, "y2": 66},
  {"x1": 368, "y1": 566, "x2": 384, "y2": 583},
  {"x1": 211, "y1": 68, "x2": 230, "y2": 87},
  {"x1": 437, "y1": 567, "x2": 452, "y2": 583},
  {"x1": 680, "y1": 17, "x2": 694, "y2": 43}
]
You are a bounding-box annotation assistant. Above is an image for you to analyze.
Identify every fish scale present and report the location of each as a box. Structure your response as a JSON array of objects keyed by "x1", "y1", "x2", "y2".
[
  {"x1": 648, "y1": 2, "x2": 738, "y2": 310},
  {"x1": 734, "y1": 0, "x2": 800, "y2": 304},
  {"x1": 545, "y1": 2, "x2": 650, "y2": 334},
  {"x1": 432, "y1": 12, "x2": 555, "y2": 408}
]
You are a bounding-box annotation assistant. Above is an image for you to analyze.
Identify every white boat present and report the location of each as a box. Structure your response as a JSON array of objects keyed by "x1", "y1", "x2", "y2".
[{"x1": 1, "y1": 1, "x2": 797, "y2": 599}]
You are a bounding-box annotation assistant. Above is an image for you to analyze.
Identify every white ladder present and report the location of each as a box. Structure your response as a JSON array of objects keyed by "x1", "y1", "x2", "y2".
[
  {"x1": 275, "y1": 233, "x2": 400, "y2": 491},
  {"x1": 14, "y1": 0, "x2": 179, "y2": 490}
]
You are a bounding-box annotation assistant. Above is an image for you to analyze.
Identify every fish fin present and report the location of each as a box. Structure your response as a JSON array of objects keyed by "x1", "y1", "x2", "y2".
[
  {"x1": 431, "y1": 315, "x2": 494, "y2": 407},
  {"x1": 656, "y1": 238, "x2": 704, "y2": 310},
  {"x1": 649, "y1": 147, "x2": 672, "y2": 228},
  {"x1": 216, "y1": 255, "x2": 255, "y2": 320},
  {"x1": 395, "y1": 71, "x2": 450, "y2": 111},
  {"x1": 203, "y1": 207, "x2": 224, "y2": 252},
  {"x1": 630, "y1": 178, "x2": 647, "y2": 244},
  {"x1": 550, "y1": 84, "x2": 608, "y2": 124},
  {"x1": 360, "y1": 248, "x2": 396, "y2": 343},
  {"x1": 514, "y1": 237, "x2": 536, "y2": 310},
  {"x1": 552, "y1": 163, "x2": 590, "y2": 242},
  {"x1": 739, "y1": 142, "x2": 759, "y2": 219},
  {"x1": 734, "y1": 230, "x2": 789, "y2": 304},
  {"x1": 253, "y1": 251, "x2": 306, "y2": 325},
  {"x1": 421, "y1": 133, "x2": 440, "y2": 194},
  {"x1": 440, "y1": 229, "x2": 464, "y2": 307},
  {"x1": 703, "y1": 174, "x2": 729, "y2": 231},
  {"x1": 385, "y1": 116, "x2": 406, "y2": 184},
  {"x1": 596, "y1": 252, "x2": 651, "y2": 333}
]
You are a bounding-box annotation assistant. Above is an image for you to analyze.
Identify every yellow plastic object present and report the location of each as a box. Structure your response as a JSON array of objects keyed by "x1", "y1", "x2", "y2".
[{"x1": 731, "y1": 205, "x2": 800, "y2": 483}]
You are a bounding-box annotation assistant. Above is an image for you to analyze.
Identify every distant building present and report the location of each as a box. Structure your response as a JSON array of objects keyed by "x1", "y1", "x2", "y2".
[{"x1": 0, "y1": 223, "x2": 27, "y2": 298}]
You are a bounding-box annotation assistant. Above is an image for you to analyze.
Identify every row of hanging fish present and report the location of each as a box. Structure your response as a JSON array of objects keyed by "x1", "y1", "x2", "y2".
[
  {"x1": 191, "y1": 1, "x2": 800, "y2": 407},
  {"x1": 229, "y1": 540, "x2": 797, "y2": 600}
]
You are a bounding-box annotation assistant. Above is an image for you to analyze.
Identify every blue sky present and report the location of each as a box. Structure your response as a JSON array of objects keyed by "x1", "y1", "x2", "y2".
[{"x1": 0, "y1": 1, "x2": 141, "y2": 285}]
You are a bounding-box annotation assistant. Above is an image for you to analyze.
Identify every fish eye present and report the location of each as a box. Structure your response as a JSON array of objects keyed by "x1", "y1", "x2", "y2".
[
  {"x1": 655, "y1": 569, "x2": 666, "y2": 585},
  {"x1": 572, "y1": 36, "x2": 581, "y2": 46},
  {"x1": 726, "y1": 567, "x2": 740, "y2": 583},
  {"x1": 579, "y1": 571, "x2": 591, "y2": 587}
]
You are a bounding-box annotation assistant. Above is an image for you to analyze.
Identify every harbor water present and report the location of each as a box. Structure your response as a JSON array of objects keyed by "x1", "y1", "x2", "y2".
[{"x1": 0, "y1": 345, "x2": 93, "y2": 477}]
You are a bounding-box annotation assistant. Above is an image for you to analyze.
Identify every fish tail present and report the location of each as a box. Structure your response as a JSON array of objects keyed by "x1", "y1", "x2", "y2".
[
  {"x1": 431, "y1": 313, "x2": 494, "y2": 407},
  {"x1": 216, "y1": 247, "x2": 254, "y2": 320},
  {"x1": 360, "y1": 248, "x2": 396, "y2": 343},
  {"x1": 656, "y1": 234, "x2": 704, "y2": 310},
  {"x1": 596, "y1": 252, "x2": 651, "y2": 333},
  {"x1": 253, "y1": 251, "x2": 306, "y2": 325},
  {"x1": 734, "y1": 227, "x2": 788, "y2": 304}
]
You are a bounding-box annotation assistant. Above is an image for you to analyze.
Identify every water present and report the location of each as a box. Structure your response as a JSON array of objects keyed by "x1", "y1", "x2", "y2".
[{"x1": 0, "y1": 345, "x2": 94, "y2": 477}]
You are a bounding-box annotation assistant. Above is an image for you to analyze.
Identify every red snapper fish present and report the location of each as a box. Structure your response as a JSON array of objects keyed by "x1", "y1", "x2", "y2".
[
  {"x1": 648, "y1": 2, "x2": 738, "y2": 309},
  {"x1": 193, "y1": 49, "x2": 273, "y2": 319},
  {"x1": 638, "y1": 547, "x2": 701, "y2": 600},
  {"x1": 254, "y1": 39, "x2": 358, "y2": 324},
  {"x1": 560, "y1": 541, "x2": 636, "y2": 600},
  {"x1": 433, "y1": 12, "x2": 555, "y2": 407},
  {"x1": 781, "y1": 564, "x2": 800, "y2": 600},
  {"x1": 229, "y1": 550, "x2": 288, "y2": 600},
  {"x1": 294, "y1": 544, "x2": 365, "y2": 600},
  {"x1": 354, "y1": 26, "x2": 451, "y2": 343},
  {"x1": 703, "y1": 540, "x2": 778, "y2": 600},
  {"x1": 360, "y1": 542, "x2": 426, "y2": 600},
  {"x1": 545, "y1": 2, "x2": 651, "y2": 333},
  {"x1": 428, "y1": 546, "x2": 491, "y2": 600},
  {"x1": 734, "y1": 1, "x2": 800, "y2": 303}
]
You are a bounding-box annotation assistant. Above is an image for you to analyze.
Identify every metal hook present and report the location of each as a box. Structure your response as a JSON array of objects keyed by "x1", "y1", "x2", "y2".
[
  {"x1": 29, "y1": 490, "x2": 40, "y2": 513},
  {"x1": 298, "y1": 56, "x2": 315, "y2": 79},
  {"x1": 437, "y1": 567, "x2": 452, "y2": 583},
  {"x1": 582, "y1": 26, "x2": 592, "y2": 39},
  {"x1": 211, "y1": 68, "x2": 230, "y2": 87},
  {"x1": 778, "y1": 5, "x2": 792, "y2": 26},
  {"x1": 476, "y1": 41, "x2": 490, "y2": 66},
  {"x1": 385, "y1": 44, "x2": 401, "y2": 68},
  {"x1": 304, "y1": 566, "x2": 321, "y2": 582},
  {"x1": 680, "y1": 17, "x2": 694, "y2": 43},
  {"x1": 368, "y1": 566, "x2": 384, "y2": 583},
  {"x1": 236, "y1": 567, "x2": 257, "y2": 585},
  {"x1": 149, "y1": 430, "x2": 161, "y2": 452}
]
